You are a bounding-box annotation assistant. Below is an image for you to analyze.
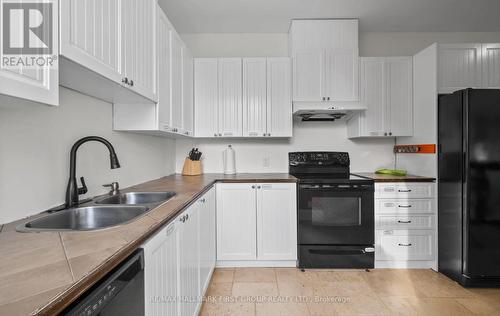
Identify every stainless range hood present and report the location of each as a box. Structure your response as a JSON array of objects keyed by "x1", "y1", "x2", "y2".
[{"x1": 293, "y1": 101, "x2": 366, "y2": 122}]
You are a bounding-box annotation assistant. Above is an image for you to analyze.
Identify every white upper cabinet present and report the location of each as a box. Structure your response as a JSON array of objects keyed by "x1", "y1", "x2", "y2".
[
  {"x1": 0, "y1": 0, "x2": 59, "y2": 105},
  {"x1": 290, "y1": 19, "x2": 359, "y2": 103},
  {"x1": 351, "y1": 58, "x2": 387, "y2": 137},
  {"x1": 182, "y1": 46, "x2": 194, "y2": 136},
  {"x1": 267, "y1": 58, "x2": 293, "y2": 137},
  {"x1": 60, "y1": 0, "x2": 156, "y2": 103},
  {"x1": 170, "y1": 31, "x2": 184, "y2": 133},
  {"x1": 438, "y1": 44, "x2": 482, "y2": 93},
  {"x1": 194, "y1": 57, "x2": 292, "y2": 138},
  {"x1": 218, "y1": 58, "x2": 243, "y2": 137},
  {"x1": 194, "y1": 59, "x2": 219, "y2": 137},
  {"x1": 292, "y1": 50, "x2": 323, "y2": 102},
  {"x1": 121, "y1": 0, "x2": 157, "y2": 101},
  {"x1": 348, "y1": 57, "x2": 413, "y2": 138},
  {"x1": 60, "y1": 0, "x2": 122, "y2": 84},
  {"x1": 157, "y1": 8, "x2": 172, "y2": 132},
  {"x1": 243, "y1": 58, "x2": 267, "y2": 137},
  {"x1": 387, "y1": 57, "x2": 413, "y2": 137},
  {"x1": 482, "y1": 43, "x2": 500, "y2": 89}
]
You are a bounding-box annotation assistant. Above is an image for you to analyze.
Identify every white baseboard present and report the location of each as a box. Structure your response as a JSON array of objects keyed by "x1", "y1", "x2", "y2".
[
  {"x1": 375, "y1": 260, "x2": 437, "y2": 269},
  {"x1": 216, "y1": 260, "x2": 297, "y2": 268}
]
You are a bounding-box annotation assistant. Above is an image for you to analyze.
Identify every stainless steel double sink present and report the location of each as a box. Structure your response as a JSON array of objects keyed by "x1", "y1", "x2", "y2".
[{"x1": 17, "y1": 192, "x2": 176, "y2": 232}]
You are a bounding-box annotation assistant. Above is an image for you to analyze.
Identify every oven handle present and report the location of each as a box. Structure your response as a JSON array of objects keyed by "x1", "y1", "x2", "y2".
[
  {"x1": 309, "y1": 248, "x2": 374, "y2": 255},
  {"x1": 299, "y1": 184, "x2": 371, "y2": 191}
]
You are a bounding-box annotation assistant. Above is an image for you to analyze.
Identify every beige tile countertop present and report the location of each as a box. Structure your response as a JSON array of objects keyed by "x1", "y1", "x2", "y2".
[
  {"x1": 0, "y1": 173, "x2": 296, "y2": 316},
  {"x1": 353, "y1": 172, "x2": 436, "y2": 182}
]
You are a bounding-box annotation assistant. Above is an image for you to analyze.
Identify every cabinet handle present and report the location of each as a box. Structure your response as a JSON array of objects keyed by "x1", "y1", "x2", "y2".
[
  {"x1": 267, "y1": 133, "x2": 271, "y2": 137},
  {"x1": 129, "y1": 80, "x2": 134, "y2": 86},
  {"x1": 398, "y1": 205, "x2": 412, "y2": 208},
  {"x1": 184, "y1": 131, "x2": 189, "y2": 135},
  {"x1": 257, "y1": 186, "x2": 261, "y2": 189},
  {"x1": 384, "y1": 132, "x2": 388, "y2": 136},
  {"x1": 185, "y1": 214, "x2": 189, "y2": 221},
  {"x1": 251, "y1": 185, "x2": 256, "y2": 189},
  {"x1": 398, "y1": 189, "x2": 412, "y2": 193},
  {"x1": 322, "y1": 97, "x2": 326, "y2": 101},
  {"x1": 121, "y1": 77, "x2": 129, "y2": 84},
  {"x1": 398, "y1": 243, "x2": 412, "y2": 247},
  {"x1": 214, "y1": 133, "x2": 217, "y2": 137},
  {"x1": 218, "y1": 133, "x2": 222, "y2": 136},
  {"x1": 200, "y1": 198, "x2": 206, "y2": 203},
  {"x1": 397, "y1": 220, "x2": 412, "y2": 224},
  {"x1": 389, "y1": 132, "x2": 392, "y2": 136},
  {"x1": 327, "y1": 97, "x2": 330, "y2": 101},
  {"x1": 179, "y1": 215, "x2": 185, "y2": 223}
]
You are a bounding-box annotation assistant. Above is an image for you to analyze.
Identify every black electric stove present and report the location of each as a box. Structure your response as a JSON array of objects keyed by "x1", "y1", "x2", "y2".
[{"x1": 289, "y1": 152, "x2": 375, "y2": 269}]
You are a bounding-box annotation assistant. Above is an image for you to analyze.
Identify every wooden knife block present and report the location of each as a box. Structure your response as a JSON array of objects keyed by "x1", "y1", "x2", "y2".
[{"x1": 182, "y1": 158, "x2": 202, "y2": 176}]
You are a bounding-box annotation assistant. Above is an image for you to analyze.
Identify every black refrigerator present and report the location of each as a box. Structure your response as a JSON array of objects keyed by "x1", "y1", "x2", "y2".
[{"x1": 438, "y1": 88, "x2": 500, "y2": 287}]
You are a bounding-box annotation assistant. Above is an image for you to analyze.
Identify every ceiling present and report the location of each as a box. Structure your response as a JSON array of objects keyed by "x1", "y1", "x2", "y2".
[{"x1": 158, "y1": 0, "x2": 500, "y2": 34}]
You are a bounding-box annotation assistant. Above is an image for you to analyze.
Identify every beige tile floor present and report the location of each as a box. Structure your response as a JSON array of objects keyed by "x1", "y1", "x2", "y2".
[{"x1": 200, "y1": 268, "x2": 500, "y2": 316}]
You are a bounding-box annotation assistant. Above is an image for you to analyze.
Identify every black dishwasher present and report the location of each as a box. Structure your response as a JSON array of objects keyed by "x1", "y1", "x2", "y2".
[{"x1": 63, "y1": 249, "x2": 144, "y2": 316}]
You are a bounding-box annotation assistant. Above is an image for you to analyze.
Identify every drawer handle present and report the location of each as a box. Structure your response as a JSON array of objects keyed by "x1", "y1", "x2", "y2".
[
  {"x1": 398, "y1": 189, "x2": 412, "y2": 193},
  {"x1": 397, "y1": 220, "x2": 412, "y2": 224},
  {"x1": 398, "y1": 243, "x2": 412, "y2": 247},
  {"x1": 398, "y1": 205, "x2": 412, "y2": 208}
]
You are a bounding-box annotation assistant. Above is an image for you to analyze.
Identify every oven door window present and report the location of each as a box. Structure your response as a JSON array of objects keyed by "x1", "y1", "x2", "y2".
[{"x1": 311, "y1": 196, "x2": 361, "y2": 226}]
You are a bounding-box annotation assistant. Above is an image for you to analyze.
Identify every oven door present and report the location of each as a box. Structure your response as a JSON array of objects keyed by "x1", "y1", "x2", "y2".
[{"x1": 298, "y1": 183, "x2": 374, "y2": 245}]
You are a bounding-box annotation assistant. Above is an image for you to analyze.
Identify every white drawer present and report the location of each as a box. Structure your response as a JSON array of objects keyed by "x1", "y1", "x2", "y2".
[
  {"x1": 376, "y1": 230, "x2": 435, "y2": 261},
  {"x1": 375, "y1": 199, "x2": 435, "y2": 214},
  {"x1": 376, "y1": 215, "x2": 435, "y2": 230},
  {"x1": 375, "y1": 183, "x2": 435, "y2": 199}
]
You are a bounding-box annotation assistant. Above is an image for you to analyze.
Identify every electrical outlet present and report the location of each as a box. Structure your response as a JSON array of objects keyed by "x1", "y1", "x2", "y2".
[{"x1": 263, "y1": 156, "x2": 270, "y2": 168}]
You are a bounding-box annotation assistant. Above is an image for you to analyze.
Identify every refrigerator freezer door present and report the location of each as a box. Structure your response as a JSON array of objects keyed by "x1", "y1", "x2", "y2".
[
  {"x1": 438, "y1": 92, "x2": 465, "y2": 281},
  {"x1": 466, "y1": 89, "x2": 500, "y2": 277}
]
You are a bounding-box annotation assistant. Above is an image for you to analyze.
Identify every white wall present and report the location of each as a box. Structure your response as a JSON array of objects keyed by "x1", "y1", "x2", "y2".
[
  {"x1": 0, "y1": 88, "x2": 175, "y2": 223},
  {"x1": 176, "y1": 121, "x2": 395, "y2": 173}
]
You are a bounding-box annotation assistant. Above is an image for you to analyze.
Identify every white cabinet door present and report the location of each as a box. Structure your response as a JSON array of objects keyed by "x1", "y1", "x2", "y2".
[
  {"x1": 386, "y1": 57, "x2": 413, "y2": 137},
  {"x1": 60, "y1": 0, "x2": 122, "y2": 84},
  {"x1": 243, "y1": 58, "x2": 267, "y2": 137},
  {"x1": 292, "y1": 49, "x2": 323, "y2": 102},
  {"x1": 216, "y1": 183, "x2": 257, "y2": 260},
  {"x1": 266, "y1": 58, "x2": 292, "y2": 137},
  {"x1": 121, "y1": 0, "x2": 157, "y2": 101},
  {"x1": 156, "y1": 8, "x2": 172, "y2": 132},
  {"x1": 324, "y1": 48, "x2": 359, "y2": 101},
  {"x1": 170, "y1": 31, "x2": 184, "y2": 132},
  {"x1": 438, "y1": 44, "x2": 482, "y2": 93},
  {"x1": 143, "y1": 222, "x2": 179, "y2": 316},
  {"x1": 198, "y1": 188, "x2": 216, "y2": 294},
  {"x1": 182, "y1": 46, "x2": 194, "y2": 136},
  {"x1": 194, "y1": 58, "x2": 219, "y2": 137},
  {"x1": 257, "y1": 183, "x2": 297, "y2": 260},
  {"x1": 178, "y1": 204, "x2": 200, "y2": 316},
  {"x1": 482, "y1": 43, "x2": 500, "y2": 89},
  {"x1": 218, "y1": 58, "x2": 242, "y2": 137},
  {"x1": 0, "y1": 0, "x2": 59, "y2": 105},
  {"x1": 355, "y1": 58, "x2": 386, "y2": 137}
]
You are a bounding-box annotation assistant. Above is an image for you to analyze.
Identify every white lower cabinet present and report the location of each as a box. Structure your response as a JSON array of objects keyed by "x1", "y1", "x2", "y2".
[
  {"x1": 374, "y1": 182, "x2": 437, "y2": 269},
  {"x1": 198, "y1": 188, "x2": 217, "y2": 293},
  {"x1": 216, "y1": 183, "x2": 297, "y2": 266},
  {"x1": 142, "y1": 187, "x2": 215, "y2": 316}
]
